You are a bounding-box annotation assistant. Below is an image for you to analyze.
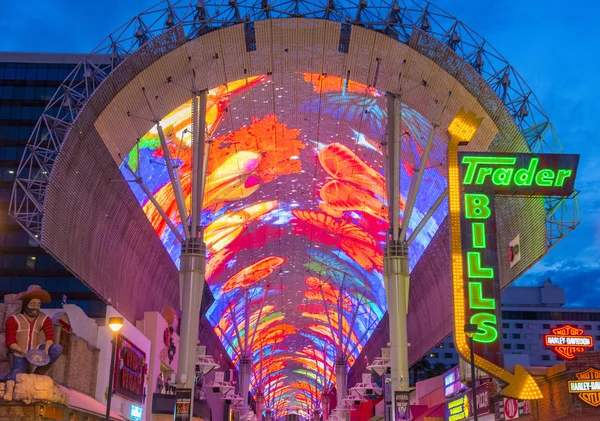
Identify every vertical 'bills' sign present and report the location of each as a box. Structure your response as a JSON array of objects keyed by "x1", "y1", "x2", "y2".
[{"x1": 458, "y1": 152, "x2": 579, "y2": 366}]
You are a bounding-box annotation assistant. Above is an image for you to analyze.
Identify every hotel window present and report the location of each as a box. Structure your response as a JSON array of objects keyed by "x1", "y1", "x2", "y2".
[
  {"x1": 25, "y1": 255, "x2": 36, "y2": 270},
  {"x1": 517, "y1": 344, "x2": 525, "y2": 350},
  {"x1": 429, "y1": 353, "x2": 438, "y2": 358},
  {"x1": 512, "y1": 333, "x2": 521, "y2": 339},
  {"x1": 449, "y1": 342, "x2": 455, "y2": 348},
  {"x1": 438, "y1": 343, "x2": 444, "y2": 348},
  {"x1": 504, "y1": 344, "x2": 511, "y2": 350},
  {"x1": 585, "y1": 325, "x2": 592, "y2": 330},
  {"x1": 516, "y1": 323, "x2": 523, "y2": 329},
  {"x1": 543, "y1": 324, "x2": 551, "y2": 329},
  {"x1": 542, "y1": 355, "x2": 550, "y2": 361},
  {"x1": 502, "y1": 323, "x2": 509, "y2": 328},
  {"x1": 503, "y1": 334, "x2": 507, "y2": 339},
  {"x1": 444, "y1": 353, "x2": 453, "y2": 359}
]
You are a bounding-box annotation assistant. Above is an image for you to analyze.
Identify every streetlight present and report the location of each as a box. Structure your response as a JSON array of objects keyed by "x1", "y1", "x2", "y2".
[
  {"x1": 106, "y1": 317, "x2": 124, "y2": 421},
  {"x1": 464, "y1": 324, "x2": 479, "y2": 421}
]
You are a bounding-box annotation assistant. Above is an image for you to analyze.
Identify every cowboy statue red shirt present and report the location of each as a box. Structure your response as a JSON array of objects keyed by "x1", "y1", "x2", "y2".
[
  {"x1": 5, "y1": 312, "x2": 55, "y2": 352},
  {"x1": 2, "y1": 286, "x2": 63, "y2": 386}
]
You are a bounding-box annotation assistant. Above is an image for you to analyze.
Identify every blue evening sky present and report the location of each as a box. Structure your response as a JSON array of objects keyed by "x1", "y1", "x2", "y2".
[{"x1": 1, "y1": 0, "x2": 598, "y2": 306}]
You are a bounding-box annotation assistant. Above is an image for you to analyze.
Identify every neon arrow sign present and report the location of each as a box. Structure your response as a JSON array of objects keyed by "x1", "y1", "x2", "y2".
[{"x1": 447, "y1": 108, "x2": 579, "y2": 400}]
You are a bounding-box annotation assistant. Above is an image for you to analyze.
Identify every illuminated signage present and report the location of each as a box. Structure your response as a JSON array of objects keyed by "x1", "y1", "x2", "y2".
[
  {"x1": 444, "y1": 365, "x2": 467, "y2": 398},
  {"x1": 447, "y1": 393, "x2": 470, "y2": 421},
  {"x1": 448, "y1": 118, "x2": 579, "y2": 400},
  {"x1": 460, "y1": 153, "x2": 578, "y2": 196},
  {"x1": 175, "y1": 388, "x2": 193, "y2": 421},
  {"x1": 445, "y1": 384, "x2": 492, "y2": 421},
  {"x1": 459, "y1": 152, "x2": 579, "y2": 362},
  {"x1": 568, "y1": 367, "x2": 600, "y2": 407},
  {"x1": 114, "y1": 334, "x2": 147, "y2": 404},
  {"x1": 130, "y1": 404, "x2": 143, "y2": 421},
  {"x1": 544, "y1": 325, "x2": 594, "y2": 360}
]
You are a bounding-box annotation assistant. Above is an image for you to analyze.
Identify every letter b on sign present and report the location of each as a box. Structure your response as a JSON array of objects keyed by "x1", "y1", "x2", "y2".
[{"x1": 464, "y1": 194, "x2": 491, "y2": 219}]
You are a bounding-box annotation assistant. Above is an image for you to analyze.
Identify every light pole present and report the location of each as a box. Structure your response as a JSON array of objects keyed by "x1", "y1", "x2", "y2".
[
  {"x1": 464, "y1": 324, "x2": 479, "y2": 421},
  {"x1": 106, "y1": 317, "x2": 124, "y2": 421}
]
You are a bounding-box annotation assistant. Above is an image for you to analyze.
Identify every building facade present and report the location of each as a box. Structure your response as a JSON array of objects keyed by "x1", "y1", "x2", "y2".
[
  {"x1": 0, "y1": 53, "x2": 106, "y2": 317},
  {"x1": 423, "y1": 280, "x2": 600, "y2": 371}
]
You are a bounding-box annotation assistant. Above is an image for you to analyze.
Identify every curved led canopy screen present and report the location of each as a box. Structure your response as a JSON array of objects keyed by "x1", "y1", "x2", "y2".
[{"x1": 120, "y1": 73, "x2": 448, "y2": 409}]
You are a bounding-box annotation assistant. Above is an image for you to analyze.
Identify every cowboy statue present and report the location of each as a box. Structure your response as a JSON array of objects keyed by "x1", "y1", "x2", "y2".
[{"x1": 3, "y1": 286, "x2": 63, "y2": 401}]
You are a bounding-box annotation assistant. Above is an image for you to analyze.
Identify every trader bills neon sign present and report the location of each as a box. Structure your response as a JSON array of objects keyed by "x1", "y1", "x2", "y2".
[
  {"x1": 459, "y1": 152, "x2": 579, "y2": 357},
  {"x1": 448, "y1": 116, "x2": 579, "y2": 399}
]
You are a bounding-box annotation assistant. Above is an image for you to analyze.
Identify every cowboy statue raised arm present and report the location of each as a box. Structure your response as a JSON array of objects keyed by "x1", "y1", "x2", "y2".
[{"x1": 3, "y1": 286, "x2": 63, "y2": 400}]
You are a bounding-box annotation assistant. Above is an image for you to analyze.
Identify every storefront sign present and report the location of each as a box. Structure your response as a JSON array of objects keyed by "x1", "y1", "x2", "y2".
[
  {"x1": 568, "y1": 367, "x2": 600, "y2": 407},
  {"x1": 114, "y1": 334, "x2": 147, "y2": 403},
  {"x1": 175, "y1": 388, "x2": 193, "y2": 421},
  {"x1": 503, "y1": 398, "x2": 519, "y2": 419},
  {"x1": 394, "y1": 392, "x2": 410, "y2": 421},
  {"x1": 544, "y1": 325, "x2": 593, "y2": 360},
  {"x1": 130, "y1": 404, "x2": 143, "y2": 421},
  {"x1": 445, "y1": 384, "x2": 491, "y2": 421},
  {"x1": 444, "y1": 365, "x2": 467, "y2": 398},
  {"x1": 446, "y1": 393, "x2": 470, "y2": 421},
  {"x1": 448, "y1": 138, "x2": 579, "y2": 399}
]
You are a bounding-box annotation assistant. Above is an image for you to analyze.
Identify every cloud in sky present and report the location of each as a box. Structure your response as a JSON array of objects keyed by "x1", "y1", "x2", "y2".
[
  {"x1": 517, "y1": 259, "x2": 600, "y2": 308},
  {"x1": 1, "y1": 0, "x2": 598, "y2": 306}
]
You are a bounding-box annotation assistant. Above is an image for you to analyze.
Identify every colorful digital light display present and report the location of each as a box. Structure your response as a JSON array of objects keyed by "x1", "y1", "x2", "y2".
[
  {"x1": 544, "y1": 325, "x2": 594, "y2": 360},
  {"x1": 448, "y1": 134, "x2": 580, "y2": 399},
  {"x1": 120, "y1": 74, "x2": 449, "y2": 407}
]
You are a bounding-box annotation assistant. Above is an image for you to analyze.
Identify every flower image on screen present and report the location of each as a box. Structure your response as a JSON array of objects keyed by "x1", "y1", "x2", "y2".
[{"x1": 120, "y1": 73, "x2": 448, "y2": 408}]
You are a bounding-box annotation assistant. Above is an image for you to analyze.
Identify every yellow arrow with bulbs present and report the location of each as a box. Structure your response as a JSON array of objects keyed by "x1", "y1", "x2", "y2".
[{"x1": 446, "y1": 108, "x2": 543, "y2": 400}]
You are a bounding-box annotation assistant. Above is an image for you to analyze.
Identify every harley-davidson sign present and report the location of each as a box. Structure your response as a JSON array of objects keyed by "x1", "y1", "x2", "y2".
[
  {"x1": 544, "y1": 325, "x2": 593, "y2": 360},
  {"x1": 568, "y1": 367, "x2": 600, "y2": 407}
]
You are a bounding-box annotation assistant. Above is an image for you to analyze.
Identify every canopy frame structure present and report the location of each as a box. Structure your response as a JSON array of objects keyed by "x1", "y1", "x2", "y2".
[
  {"x1": 8, "y1": 0, "x2": 579, "y2": 414},
  {"x1": 9, "y1": 0, "x2": 578, "y2": 250}
]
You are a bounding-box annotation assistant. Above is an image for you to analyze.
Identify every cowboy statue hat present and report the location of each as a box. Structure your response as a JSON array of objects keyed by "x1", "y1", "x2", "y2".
[{"x1": 18, "y1": 285, "x2": 51, "y2": 303}]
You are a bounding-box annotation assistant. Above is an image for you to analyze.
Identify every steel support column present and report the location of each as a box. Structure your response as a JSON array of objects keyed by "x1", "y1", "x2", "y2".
[
  {"x1": 385, "y1": 92, "x2": 410, "y2": 419},
  {"x1": 178, "y1": 238, "x2": 206, "y2": 387},
  {"x1": 383, "y1": 244, "x2": 410, "y2": 393},
  {"x1": 256, "y1": 391, "x2": 265, "y2": 421},
  {"x1": 239, "y1": 355, "x2": 252, "y2": 407},
  {"x1": 177, "y1": 90, "x2": 208, "y2": 391},
  {"x1": 335, "y1": 356, "x2": 347, "y2": 409},
  {"x1": 321, "y1": 393, "x2": 330, "y2": 421}
]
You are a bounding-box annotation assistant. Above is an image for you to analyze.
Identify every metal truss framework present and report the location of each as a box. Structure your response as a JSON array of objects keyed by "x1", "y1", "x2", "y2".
[{"x1": 10, "y1": 1, "x2": 578, "y2": 277}]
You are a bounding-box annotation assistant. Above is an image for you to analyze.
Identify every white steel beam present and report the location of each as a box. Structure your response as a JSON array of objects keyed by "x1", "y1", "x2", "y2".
[
  {"x1": 156, "y1": 122, "x2": 191, "y2": 240},
  {"x1": 406, "y1": 189, "x2": 448, "y2": 247},
  {"x1": 191, "y1": 90, "x2": 207, "y2": 238},
  {"x1": 399, "y1": 122, "x2": 439, "y2": 242}
]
